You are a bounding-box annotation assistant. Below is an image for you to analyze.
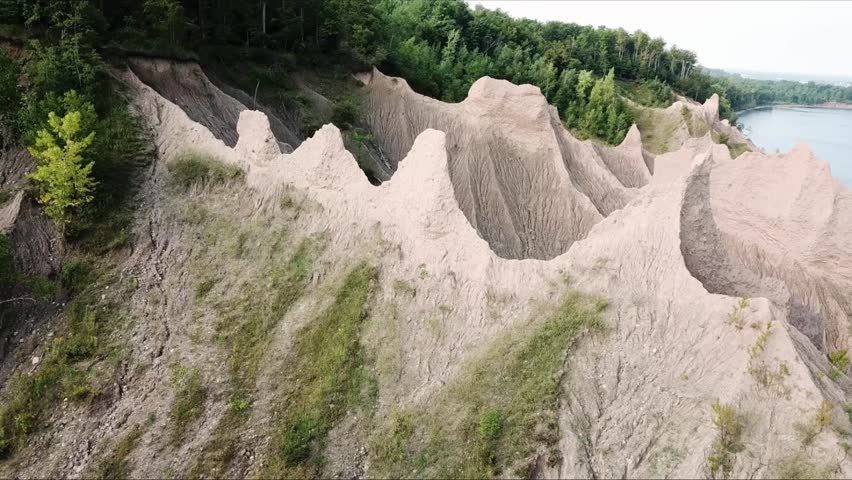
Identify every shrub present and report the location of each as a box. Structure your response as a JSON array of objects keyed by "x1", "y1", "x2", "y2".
[
  {"x1": 168, "y1": 153, "x2": 243, "y2": 188},
  {"x1": 331, "y1": 95, "x2": 359, "y2": 129},
  {"x1": 707, "y1": 400, "x2": 744, "y2": 479},
  {"x1": 61, "y1": 259, "x2": 91, "y2": 295},
  {"x1": 27, "y1": 110, "x2": 97, "y2": 234},
  {"x1": 829, "y1": 350, "x2": 849, "y2": 380},
  {"x1": 634, "y1": 79, "x2": 673, "y2": 107}
]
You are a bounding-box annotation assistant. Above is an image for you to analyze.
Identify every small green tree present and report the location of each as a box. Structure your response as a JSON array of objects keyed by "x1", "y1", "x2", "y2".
[{"x1": 27, "y1": 110, "x2": 96, "y2": 235}]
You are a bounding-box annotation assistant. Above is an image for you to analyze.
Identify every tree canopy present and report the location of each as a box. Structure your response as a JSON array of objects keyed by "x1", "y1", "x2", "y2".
[
  {"x1": 27, "y1": 109, "x2": 97, "y2": 232},
  {"x1": 1, "y1": 0, "x2": 850, "y2": 144}
]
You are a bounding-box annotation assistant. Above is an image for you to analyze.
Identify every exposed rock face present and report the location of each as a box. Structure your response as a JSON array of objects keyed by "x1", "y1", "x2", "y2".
[
  {"x1": 0, "y1": 147, "x2": 59, "y2": 277},
  {"x1": 127, "y1": 57, "x2": 300, "y2": 149},
  {"x1": 3, "y1": 65, "x2": 851, "y2": 479},
  {"x1": 359, "y1": 69, "x2": 649, "y2": 260}
]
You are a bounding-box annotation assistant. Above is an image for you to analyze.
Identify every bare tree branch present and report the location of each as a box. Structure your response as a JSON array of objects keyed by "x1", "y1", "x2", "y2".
[{"x1": 0, "y1": 297, "x2": 36, "y2": 305}]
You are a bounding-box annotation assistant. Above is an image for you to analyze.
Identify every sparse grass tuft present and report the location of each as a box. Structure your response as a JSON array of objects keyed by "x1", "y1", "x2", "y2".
[
  {"x1": 775, "y1": 454, "x2": 833, "y2": 479},
  {"x1": 794, "y1": 400, "x2": 833, "y2": 446},
  {"x1": 369, "y1": 409, "x2": 415, "y2": 478},
  {"x1": 194, "y1": 277, "x2": 216, "y2": 300},
  {"x1": 392, "y1": 279, "x2": 416, "y2": 297},
  {"x1": 749, "y1": 321, "x2": 773, "y2": 358},
  {"x1": 828, "y1": 350, "x2": 849, "y2": 381},
  {"x1": 97, "y1": 424, "x2": 144, "y2": 480},
  {"x1": 168, "y1": 153, "x2": 244, "y2": 189},
  {"x1": 264, "y1": 262, "x2": 378, "y2": 477},
  {"x1": 748, "y1": 361, "x2": 790, "y2": 393},
  {"x1": 188, "y1": 237, "x2": 322, "y2": 478},
  {"x1": 215, "y1": 237, "x2": 320, "y2": 395},
  {"x1": 726, "y1": 297, "x2": 749, "y2": 330},
  {"x1": 169, "y1": 366, "x2": 207, "y2": 445},
  {"x1": 706, "y1": 400, "x2": 745, "y2": 480},
  {"x1": 370, "y1": 289, "x2": 608, "y2": 478}
]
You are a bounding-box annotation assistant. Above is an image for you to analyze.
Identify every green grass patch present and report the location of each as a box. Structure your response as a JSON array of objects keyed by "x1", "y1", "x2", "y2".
[
  {"x1": 263, "y1": 262, "x2": 378, "y2": 477},
  {"x1": 97, "y1": 423, "x2": 144, "y2": 480},
  {"x1": 187, "y1": 237, "x2": 322, "y2": 478},
  {"x1": 194, "y1": 277, "x2": 216, "y2": 301},
  {"x1": 168, "y1": 153, "x2": 244, "y2": 189},
  {"x1": 169, "y1": 365, "x2": 207, "y2": 445},
  {"x1": 727, "y1": 142, "x2": 750, "y2": 159},
  {"x1": 214, "y1": 237, "x2": 320, "y2": 395},
  {"x1": 370, "y1": 290, "x2": 608, "y2": 478},
  {"x1": 0, "y1": 261, "x2": 123, "y2": 457}
]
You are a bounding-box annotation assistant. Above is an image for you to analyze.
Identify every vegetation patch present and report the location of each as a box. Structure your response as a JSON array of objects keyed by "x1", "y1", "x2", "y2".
[
  {"x1": 96, "y1": 423, "x2": 145, "y2": 480},
  {"x1": 726, "y1": 297, "x2": 749, "y2": 330},
  {"x1": 369, "y1": 290, "x2": 608, "y2": 478},
  {"x1": 262, "y1": 262, "x2": 378, "y2": 477},
  {"x1": 794, "y1": 400, "x2": 832, "y2": 447},
  {"x1": 0, "y1": 260, "x2": 124, "y2": 458},
  {"x1": 706, "y1": 400, "x2": 745, "y2": 480},
  {"x1": 828, "y1": 349, "x2": 849, "y2": 381},
  {"x1": 168, "y1": 153, "x2": 244, "y2": 189},
  {"x1": 214, "y1": 237, "x2": 320, "y2": 396},
  {"x1": 169, "y1": 365, "x2": 207, "y2": 445},
  {"x1": 187, "y1": 236, "x2": 322, "y2": 478},
  {"x1": 774, "y1": 454, "x2": 833, "y2": 480}
]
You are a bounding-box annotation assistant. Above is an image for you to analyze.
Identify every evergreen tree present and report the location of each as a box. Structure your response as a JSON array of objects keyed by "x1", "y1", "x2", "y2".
[{"x1": 27, "y1": 109, "x2": 97, "y2": 234}]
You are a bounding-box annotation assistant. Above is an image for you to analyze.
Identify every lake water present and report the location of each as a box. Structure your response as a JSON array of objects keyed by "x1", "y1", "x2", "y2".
[{"x1": 737, "y1": 106, "x2": 852, "y2": 188}]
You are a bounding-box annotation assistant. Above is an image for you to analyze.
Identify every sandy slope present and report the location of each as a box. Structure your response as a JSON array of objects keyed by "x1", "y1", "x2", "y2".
[{"x1": 3, "y1": 63, "x2": 851, "y2": 479}]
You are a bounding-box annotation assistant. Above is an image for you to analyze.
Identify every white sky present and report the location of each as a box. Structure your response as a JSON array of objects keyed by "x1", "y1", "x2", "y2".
[{"x1": 467, "y1": 1, "x2": 852, "y2": 78}]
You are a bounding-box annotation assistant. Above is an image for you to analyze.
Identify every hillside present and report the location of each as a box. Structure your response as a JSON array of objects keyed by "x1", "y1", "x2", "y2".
[
  {"x1": 0, "y1": 55, "x2": 850, "y2": 479},
  {"x1": 1, "y1": 2, "x2": 852, "y2": 479}
]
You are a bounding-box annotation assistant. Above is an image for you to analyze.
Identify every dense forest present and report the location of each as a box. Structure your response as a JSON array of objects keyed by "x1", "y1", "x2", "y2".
[{"x1": 2, "y1": 0, "x2": 851, "y2": 142}]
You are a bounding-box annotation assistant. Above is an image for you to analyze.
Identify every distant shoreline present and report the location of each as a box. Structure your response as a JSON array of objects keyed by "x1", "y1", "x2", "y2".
[{"x1": 736, "y1": 101, "x2": 852, "y2": 115}]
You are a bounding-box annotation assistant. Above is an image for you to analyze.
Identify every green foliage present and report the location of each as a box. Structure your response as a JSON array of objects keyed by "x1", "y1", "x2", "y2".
[
  {"x1": 794, "y1": 400, "x2": 833, "y2": 446},
  {"x1": 579, "y1": 69, "x2": 634, "y2": 144},
  {"x1": 169, "y1": 366, "x2": 206, "y2": 444},
  {"x1": 143, "y1": 0, "x2": 184, "y2": 46},
  {"x1": 707, "y1": 400, "x2": 745, "y2": 480},
  {"x1": 369, "y1": 409, "x2": 415, "y2": 476},
  {"x1": 0, "y1": 264, "x2": 119, "y2": 458},
  {"x1": 693, "y1": 67, "x2": 852, "y2": 112},
  {"x1": 0, "y1": 50, "x2": 19, "y2": 135},
  {"x1": 264, "y1": 262, "x2": 378, "y2": 477},
  {"x1": 27, "y1": 109, "x2": 97, "y2": 232},
  {"x1": 168, "y1": 153, "x2": 244, "y2": 189},
  {"x1": 331, "y1": 95, "x2": 360, "y2": 128},
  {"x1": 829, "y1": 349, "x2": 849, "y2": 380},
  {"x1": 749, "y1": 321, "x2": 773, "y2": 358},
  {"x1": 726, "y1": 297, "x2": 749, "y2": 329},
  {"x1": 633, "y1": 78, "x2": 673, "y2": 107},
  {"x1": 215, "y1": 238, "x2": 320, "y2": 395},
  {"x1": 61, "y1": 258, "x2": 92, "y2": 295},
  {"x1": 194, "y1": 278, "x2": 216, "y2": 300},
  {"x1": 370, "y1": 289, "x2": 608, "y2": 478}
]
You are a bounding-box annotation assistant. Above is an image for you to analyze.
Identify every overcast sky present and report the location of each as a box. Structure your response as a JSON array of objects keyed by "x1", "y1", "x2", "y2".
[{"x1": 467, "y1": 1, "x2": 852, "y2": 79}]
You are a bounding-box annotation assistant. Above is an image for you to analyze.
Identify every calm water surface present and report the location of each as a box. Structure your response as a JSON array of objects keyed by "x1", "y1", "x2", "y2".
[{"x1": 737, "y1": 106, "x2": 852, "y2": 187}]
